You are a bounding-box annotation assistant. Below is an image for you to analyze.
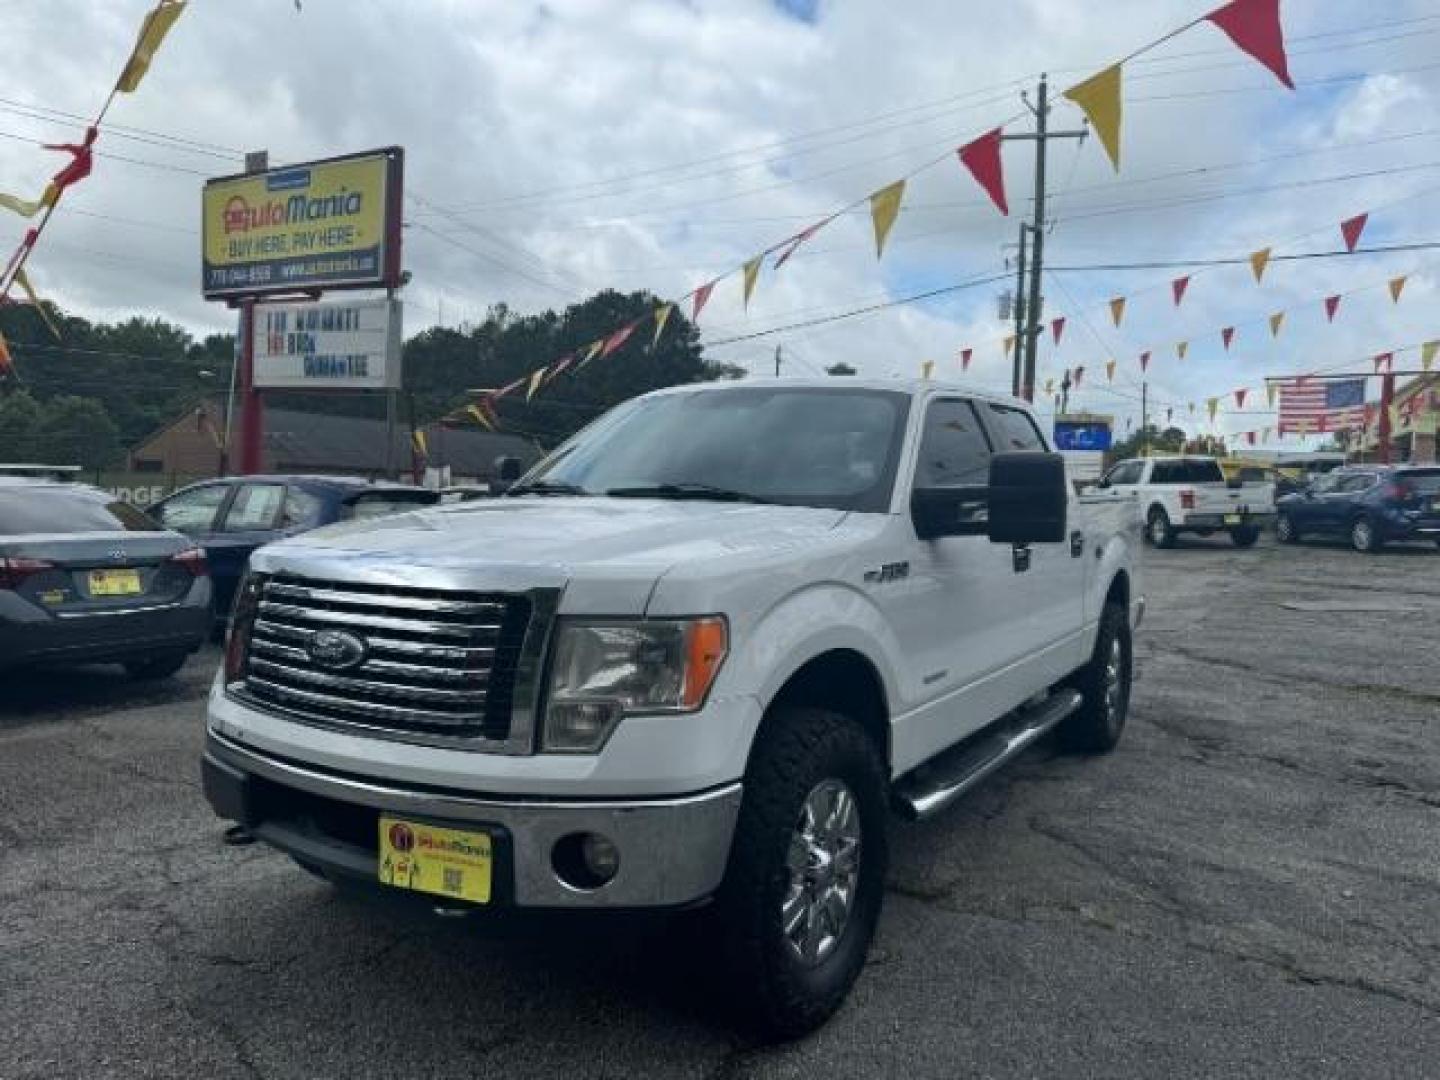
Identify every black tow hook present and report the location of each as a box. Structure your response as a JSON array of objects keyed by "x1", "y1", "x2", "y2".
[{"x1": 222, "y1": 825, "x2": 256, "y2": 846}]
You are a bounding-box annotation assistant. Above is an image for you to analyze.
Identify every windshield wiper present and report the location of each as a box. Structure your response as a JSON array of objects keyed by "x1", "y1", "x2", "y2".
[
  {"x1": 506, "y1": 479, "x2": 591, "y2": 497},
  {"x1": 604, "y1": 482, "x2": 772, "y2": 504}
]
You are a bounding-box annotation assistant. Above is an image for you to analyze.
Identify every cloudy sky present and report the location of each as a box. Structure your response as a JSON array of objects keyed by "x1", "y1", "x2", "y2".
[{"x1": 3, "y1": 0, "x2": 1439, "y2": 443}]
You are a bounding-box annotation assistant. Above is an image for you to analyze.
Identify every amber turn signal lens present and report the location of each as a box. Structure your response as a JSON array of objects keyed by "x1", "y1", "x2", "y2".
[{"x1": 682, "y1": 617, "x2": 729, "y2": 710}]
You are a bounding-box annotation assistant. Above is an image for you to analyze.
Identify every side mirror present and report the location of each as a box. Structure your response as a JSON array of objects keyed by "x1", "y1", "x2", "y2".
[
  {"x1": 491, "y1": 455, "x2": 523, "y2": 494},
  {"x1": 987, "y1": 452, "x2": 1067, "y2": 545},
  {"x1": 910, "y1": 486, "x2": 988, "y2": 541}
]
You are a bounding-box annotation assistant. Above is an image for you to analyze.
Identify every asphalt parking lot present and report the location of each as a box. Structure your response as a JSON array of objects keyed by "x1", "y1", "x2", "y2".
[{"x1": 3, "y1": 534, "x2": 1438, "y2": 1079}]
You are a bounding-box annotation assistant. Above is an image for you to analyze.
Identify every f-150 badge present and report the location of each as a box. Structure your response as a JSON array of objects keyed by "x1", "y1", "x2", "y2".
[{"x1": 864, "y1": 561, "x2": 909, "y2": 584}]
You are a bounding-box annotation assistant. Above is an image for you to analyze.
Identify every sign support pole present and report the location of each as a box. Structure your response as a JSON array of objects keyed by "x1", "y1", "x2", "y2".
[{"x1": 237, "y1": 299, "x2": 263, "y2": 474}]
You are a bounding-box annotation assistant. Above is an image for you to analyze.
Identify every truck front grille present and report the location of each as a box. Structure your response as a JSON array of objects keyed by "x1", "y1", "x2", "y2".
[{"x1": 242, "y1": 575, "x2": 535, "y2": 746}]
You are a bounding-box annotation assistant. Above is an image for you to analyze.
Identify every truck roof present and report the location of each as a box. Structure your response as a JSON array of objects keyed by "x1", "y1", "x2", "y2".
[{"x1": 641, "y1": 376, "x2": 1026, "y2": 407}]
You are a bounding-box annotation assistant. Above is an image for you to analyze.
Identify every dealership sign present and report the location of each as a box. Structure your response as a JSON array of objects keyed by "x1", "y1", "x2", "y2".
[
  {"x1": 254, "y1": 298, "x2": 402, "y2": 390},
  {"x1": 202, "y1": 148, "x2": 403, "y2": 298}
]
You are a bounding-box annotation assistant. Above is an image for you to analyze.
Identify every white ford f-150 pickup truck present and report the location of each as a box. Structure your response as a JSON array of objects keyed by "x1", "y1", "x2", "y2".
[
  {"x1": 1099, "y1": 454, "x2": 1274, "y2": 548},
  {"x1": 203, "y1": 378, "x2": 1144, "y2": 1036}
]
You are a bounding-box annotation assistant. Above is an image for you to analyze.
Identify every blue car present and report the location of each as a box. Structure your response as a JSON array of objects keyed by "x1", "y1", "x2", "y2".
[
  {"x1": 1275, "y1": 465, "x2": 1440, "y2": 553},
  {"x1": 150, "y1": 475, "x2": 439, "y2": 622}
]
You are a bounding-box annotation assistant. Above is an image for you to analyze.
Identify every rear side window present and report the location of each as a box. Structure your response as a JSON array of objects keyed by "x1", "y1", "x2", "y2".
[
  {"x1": 281, "y1": 487, "x2": 326, "y2": 529},
  {"x1": 914, "y1": 399, "x2": 992, "y2": 489},
  {"x1": 153, "y1": 484, "x2": 228, "y2": 532},
  {"x1": 984, "y1": 403, "x2": 1047, "y2": 452},
  {"x1": 0, "y1": 488, "x2": 162, "y2": 535},
  {"x1": 1338, "y1": 474, "x2": 1377, "y2": 493},
  {"x1": 1104, "y1": 461, "x2": 1144, "y2": 485},
  {"x1": 221, "y1": 483, "x2": 286, "y2": 532},
  {"x1": 1180, "y1": 460, "x2": 1225, "y2": 483}
]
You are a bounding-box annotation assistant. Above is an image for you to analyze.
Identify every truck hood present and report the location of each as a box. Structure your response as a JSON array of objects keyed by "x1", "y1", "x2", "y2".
[{"x1": 249, "y1": 497, "x2": 850, "y2": 610}]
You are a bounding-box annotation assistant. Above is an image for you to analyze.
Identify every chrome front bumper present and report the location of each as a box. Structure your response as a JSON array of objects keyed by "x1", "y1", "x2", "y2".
[{"x1": 203, "y1": 731, "x2": 742, "y2": 909}]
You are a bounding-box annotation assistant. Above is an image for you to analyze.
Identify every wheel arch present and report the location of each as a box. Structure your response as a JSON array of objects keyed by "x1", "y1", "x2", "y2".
[{"x1": 760, "y1": 649, "x2": 891, "y2": 772}]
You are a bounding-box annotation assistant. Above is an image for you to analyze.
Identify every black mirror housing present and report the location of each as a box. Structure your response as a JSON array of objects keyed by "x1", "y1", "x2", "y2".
[{"x1": 987, "y1": 452, "x2": 1067, "y2": 545}]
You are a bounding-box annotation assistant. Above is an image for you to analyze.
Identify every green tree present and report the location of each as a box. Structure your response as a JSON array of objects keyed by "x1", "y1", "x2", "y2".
[
  {"x1": 1108, "y1": 424, "x2": 1185, "y2": 460},
  {"x1": 35, "y1": 395, "x2": 122, "y2": 469},
  {"x1": 0, "y1": 389, "x2": 44, "y2": 462}
]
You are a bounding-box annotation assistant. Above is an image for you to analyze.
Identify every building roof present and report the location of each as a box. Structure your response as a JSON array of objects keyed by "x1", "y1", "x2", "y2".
[{"x1": 262, "y1": 407, "x2": 540, "y2": 476}]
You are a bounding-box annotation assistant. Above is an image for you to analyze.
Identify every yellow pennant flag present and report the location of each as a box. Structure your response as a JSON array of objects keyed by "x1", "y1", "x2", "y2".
[
  {"x1": 1003, "y1": 334, "x2": 1015, "y2": 358},
  {"x1": 0, "y1": 183, "x2": 57, "y2": 219},
  {"x1": 1388, "y1": 276, "x2": 1407, "y2": 303},
  {"x1": 526, "y1": 367, "x2": 546, "y2": 401},
  {"x1": 14, "y1": 267, "x2": 62, "y2": 341},
  {"x1": 1422, "y1": 340, "x2": 1438, "y2": 372},
  {"x1": 742, "y1": 255, "x2": 763, "y2": 309},
  {"x1": 1064, "y1": 64, "x2": 1123, "y2": 171},
  {"x1": 0, "y1": 330, "x2": 13, "y2": 375},
  {"x1": 1266, "y1": 382, "x2": 1277, "y2": 408},
  {"x1": 1109, "y1": 296, "x2": 1126, "y2": 327},
  {"x1": 1207, "y1": 397, "x2": 1218, "y2": 422},
  {"x1": 412, "y1": 429, "x2": 428, "y2": 457},
  {"x1": 1269, "y1": 311, "x2": 1285, "y2": 338},
  {"x1": 869, "y1": 179, "x2": 905, "y2": 258},
  {"x1": 1249, "y1": 247, "x2": 1272, "y2": 282},
  {"x1": 466, "y1": 403, "x2": 493, "y2": 431},
  {"x1": 651, "y1": 303, "x2": 673, "y2": 348},
  {"x1": 1105, "y1": 359, "x2": 1116, "y2": 382},
  {"x1": 921, "y1": 360, "x2": 934, "y2": 380},
  {"x1": 1176, "y1": 341, "x2": 1188, "y2": 360},
  {"x1": 116, "y1": 1, "x2": 187, "y2": 94}
]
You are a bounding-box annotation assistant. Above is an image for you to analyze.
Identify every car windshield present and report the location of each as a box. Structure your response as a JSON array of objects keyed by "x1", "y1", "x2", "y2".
[
  {"x1": 0, "y1": 487, "x2": 163, "y2": 535},
  {"x1": 1402, "y1": 469, "x2": 1440, "y2": 493},
  {"x1": 514, "y1": 387, "x2": 911, "y2": 512}
]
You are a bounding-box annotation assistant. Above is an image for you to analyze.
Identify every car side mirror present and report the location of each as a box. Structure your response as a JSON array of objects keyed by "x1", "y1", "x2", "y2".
[
  {"x1": 910, "y1": 486, "x2": 988, "y2": 541},
  {"x1": 491, "y1": 455, "x2": 523, "y2": 495},
  {"x1": 987, "y1": 452, "x2": 1067, "y2": 545}
]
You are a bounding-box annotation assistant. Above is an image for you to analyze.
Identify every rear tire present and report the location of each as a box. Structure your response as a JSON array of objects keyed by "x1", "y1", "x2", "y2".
[
  {"x1": 1146, "y1": 509, "x2": 1176, "y2": 549},
  {"x1": 1230, "y1": 526, "x2": 1260, "y2": 548},
  {"x1": 123, "y1": 652, "x2": 188, "y2": 680},
  {"x1": 715, "y1": 707, "x2": 888, "y2": 1041},
  {"x1": 1350, "y1": 516, "x2": 1381, "y2": 554},
  {"x1": 1060, "y1": 602, "x2": 1131, "y2": 754},
  {"x1": 1276, "y1": 513, "x2": 1299, "y2": 544}
]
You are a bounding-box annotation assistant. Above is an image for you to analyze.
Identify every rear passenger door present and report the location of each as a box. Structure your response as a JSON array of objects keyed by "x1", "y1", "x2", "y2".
[{"x1": 208, "y1": 482, "x2": 287, "y2": 613}]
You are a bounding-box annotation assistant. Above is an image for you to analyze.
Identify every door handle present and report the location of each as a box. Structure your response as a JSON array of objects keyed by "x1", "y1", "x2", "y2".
[{"x1": 1070, "y1": 530, "x2": 1084, "y2": 557}]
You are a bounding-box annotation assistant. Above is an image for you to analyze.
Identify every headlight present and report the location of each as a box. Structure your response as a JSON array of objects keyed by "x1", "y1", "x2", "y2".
[{"x1": 542, "y1": 617, "x2": 728, "y2": 752}]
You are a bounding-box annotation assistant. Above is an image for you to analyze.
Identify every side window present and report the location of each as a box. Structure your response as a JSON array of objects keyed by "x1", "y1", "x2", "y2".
[
  {"x1": 152, "y1": 484, "x2": 228, "y2": 533},
  {"x1": 1338, "y1": 474, "x2": 1375, "y2": 494},
  {"x1": 983, "y1": 403, "x2": 1047, "y2": 452},
  {"x1": 1150, "y1": 462, "x2": 1175, "y2": 484},
  {"x1": 281, "y1": 486, "x2": 325, "y2": 529},
  {"x1": 914, "y1": 399, "x2": 992, "y2": 490},
  {"x1": 1105, "y1": 462, "x2": 1141, "y2": 486},
  {"x1": 220, "y1": 483, "x2": 285, "y2": 532}
]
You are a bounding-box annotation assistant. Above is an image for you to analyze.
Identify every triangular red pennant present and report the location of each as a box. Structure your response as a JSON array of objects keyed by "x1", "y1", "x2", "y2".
[
  {"x1": 691, "y1": 281, "x2": 716, "y2": 322},
  {"x1": 956, "y1": 127, "x2": 1008, "y2": 215},
  {"x1": 1051, "y1": 317, "x2": 1065, "y2": 346},
  {"x1": 1222, "y1": 326, "x2": 1235, "y2": 350},
  {"x1": 1234, "y1": 388, "x2": 1248, "y2": 409},
  {"x1": 1246, "y1": 431, "x2": 1256, "y2": 446},
  {"x1": 1139, "y1": 351, "x2": 1150, "y2": 373},
  {"x1": 599, "y1": 322, "x2": 636, "y2": 358},
  {"x1": 1171, "y1": 276, "x2": 1190, "y2": 306},
  {"x1": 1340, "y1": 212, "x2": 1368, "y2": 253},
  {"x1": 774, "y1": 215, "x2": 835, "y2": 270},
  {"x1": 1324, "y1": 294, "x2": 1341, "y2": 322},
  {"x1": 960, "y1": 347, "x2": 972, "y2": 372},
  {"x1": 1205, "y1": 0, "x2": 1294, "y2": 90}
]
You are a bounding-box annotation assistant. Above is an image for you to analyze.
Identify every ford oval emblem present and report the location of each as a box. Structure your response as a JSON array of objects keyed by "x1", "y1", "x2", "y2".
[{"x1": 307, "y1": 629, "x2": 367, "y2": 671}]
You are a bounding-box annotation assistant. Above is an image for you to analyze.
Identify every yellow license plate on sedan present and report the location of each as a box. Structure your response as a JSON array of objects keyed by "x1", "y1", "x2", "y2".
[
  {"x1": 89, "y1": 569, "x2": 142, "y2": 596},
  {"x1": 1224, "y1": 514, "x2": 1242, "y2": 525},
  {"x1": 378, "y1": 816, "x2": 492, "y2": 904}
]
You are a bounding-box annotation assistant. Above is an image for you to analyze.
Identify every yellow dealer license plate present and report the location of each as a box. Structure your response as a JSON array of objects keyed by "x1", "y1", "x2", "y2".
[
  {"x1": 1224, "y1": 514, "x2": 1242, "y2": 525},
  {"x1": 89, "y1": 569, "x2": 142, "y2": 596},
  {"x1": 378, "y1": 816, "x2": 492, "y2": 904}
]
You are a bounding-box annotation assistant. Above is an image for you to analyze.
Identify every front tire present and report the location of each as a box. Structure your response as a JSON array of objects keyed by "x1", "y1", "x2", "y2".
[
  {"x1": 1230, "y1": 525, "x2": 1260, "y2": 548},
  {"x1": 716, "y1": 708, "x2": 888, "y2": 1040},
  {"x1": 1147, "y1": 509, "x2": 1176, "y2": 549},
  {"x1": 1060, "y1": 602, "x2": 1132, "y2": 754},
  {"x1": 1350, "y1": 516, "x2": 1381, "y2": 554},
  {"x1": 123, "y1": 652, "x2": 188, "y2": 680},
  {"x1": 1276, "y1": 513, "x2": 1299, "y2": 544}
]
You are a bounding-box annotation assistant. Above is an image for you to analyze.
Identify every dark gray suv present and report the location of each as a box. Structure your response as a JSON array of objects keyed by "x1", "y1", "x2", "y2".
[{"x1": 0, "y1": 479, "x2": 211, "y2": 678}]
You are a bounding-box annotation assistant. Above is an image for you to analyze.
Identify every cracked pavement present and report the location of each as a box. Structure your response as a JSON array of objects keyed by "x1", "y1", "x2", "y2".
[{"x1": 2, "y1": 534, "x2": 1438, "y2": 1078}]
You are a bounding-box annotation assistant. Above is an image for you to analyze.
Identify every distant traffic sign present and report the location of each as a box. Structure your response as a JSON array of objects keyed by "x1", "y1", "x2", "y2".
[{"x1": 202, "y1": 147, "x2": 403, "y2": 299}]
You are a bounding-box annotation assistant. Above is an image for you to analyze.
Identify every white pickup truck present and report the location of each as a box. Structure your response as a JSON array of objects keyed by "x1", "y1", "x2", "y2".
[
  {"x1": 203, "y1": 378, "x2": 1144, "y2": 1037},
  {"x1": 1099, "y1": 455, "x2": 1275, "y2": 548}
]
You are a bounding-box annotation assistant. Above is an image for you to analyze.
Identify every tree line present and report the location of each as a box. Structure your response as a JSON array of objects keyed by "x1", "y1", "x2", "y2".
[{"x1": 0, "y1": 289, "x2": 742, "y2": 469}]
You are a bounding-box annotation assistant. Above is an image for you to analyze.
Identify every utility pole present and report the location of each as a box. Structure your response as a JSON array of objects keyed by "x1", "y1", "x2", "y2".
[
  {"x1": 774, "y1": 344, "x2": 782, "y2": 378},
  {"x1": 1140, "y1": 381, "x2": 1149, "y2": 457},
  {"x1": 1010, "y1": 224, "x2": 1028, "y2": 398},
  {"x1": 1002, "y1": 75, "x2": 1086, "y2": 403}
]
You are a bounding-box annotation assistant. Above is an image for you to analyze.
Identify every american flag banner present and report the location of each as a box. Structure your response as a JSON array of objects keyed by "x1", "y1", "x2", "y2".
[{"x1": 1277, "y1": 377, "x2": 1367, "y2": 434}]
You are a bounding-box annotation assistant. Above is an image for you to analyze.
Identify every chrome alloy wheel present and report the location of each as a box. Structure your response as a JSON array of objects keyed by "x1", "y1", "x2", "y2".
[
  {"x1": 782, "y1": 779, "x2": 862, "y2": 966},
  {"x1": 1104, "y1": 636, "x2": 1126, "y2": 731}
]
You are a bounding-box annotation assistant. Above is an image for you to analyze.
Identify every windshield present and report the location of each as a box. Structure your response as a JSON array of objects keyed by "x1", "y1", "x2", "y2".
[{"x1": 517, "y1": 387, "x2": 911, "y2": 512}]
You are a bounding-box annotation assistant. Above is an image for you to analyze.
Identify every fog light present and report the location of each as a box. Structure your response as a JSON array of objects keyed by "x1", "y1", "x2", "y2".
[{"x1": 552, "y1": 831, "x2": 620, "y2": 890}]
